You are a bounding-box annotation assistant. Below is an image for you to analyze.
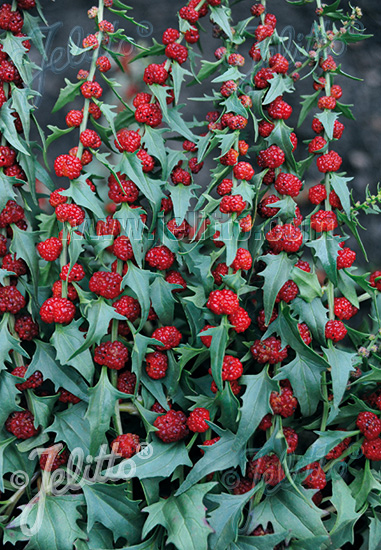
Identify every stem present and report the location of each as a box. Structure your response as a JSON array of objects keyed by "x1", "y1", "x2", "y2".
[
  {"x1": 186, "y1": 432, "x2": 198, "y2": 451},
  {"x1": 320, "y1": 372, "x2": 329, "y2": 431},
  {"x1": 119, "y1": 402, "x2": 139, "y2": 414}
]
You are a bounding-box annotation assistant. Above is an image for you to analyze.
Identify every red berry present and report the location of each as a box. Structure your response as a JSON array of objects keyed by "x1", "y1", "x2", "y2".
[
  {"x1": 80, "y1": 80, "x2": 103, "y2": 99},
  {"x1": 333, "y1": 120, "x2": 344, "y2": 139},
  {"x1": 137, "y1": 149, "x2": 155, "y2": 173},
  {"x1": 135, "y1": 103, "x2": 162, "y2": 128},
  {"x1": 55, "y1": 203, "x2": 85, "y2": 227},
  {"x1": 0, "y1": 146, "x2": 16, "y2": 167},
  {"x1": 276, "y1": 280, "x2": 299, "y2": 303},
  {"x1": 231, "y1": 248, "x2": 252, "y2": 271},
  {"x1": 320, "y1": 55, "x2": 337, "y2": 72},
  {"x1": 143, "y1": 63, "x2": 168, "y2": 86},
  {"x1": 221, "y1": 355, "x2": 243, "y2": 381},
  {"x1": 49, "y1": 188, "x2": 67, "y2": 208},
  {"x1": 269, "y1": 53, "x2": 289, "y2": 74},
  {"x1": 171, "y1": 166, "x2": 191, "y2": 186},
  {"x1": 334, "y1": 297, "x2": 358, "y2": 320},
  {"x1": 117, "y1": 370, "x2": 136, "y2": 395},
  {"x1": 114, "y1": 129, "x2": 141, "y2": 153},
  {"x1": 12, "y1": 365, "x2": 43, "y2": 391},
  {"x1": 94, "y1": 341, "x2": 129, "y2": 370},
  {"x1": 5, "y1": 411, "x2": 38, "y2": 440},
  {"x1": 362, "y1": 439, "x2": 381, "y2": 460},
  {"x1": 331, "y1": 84, "x2": 342, "y2": 99},
  {"x1": 228, "y1": 307, "x2": 251, "y2": 333},
  {"x1": 220, "y1": 80, "x2": 238, "y2": 98},
  {"x1": 250, "y1": 336, "x2": 288, "y2": 364},
  {"x1": 145, "y1": 245, "x2": 175, "y2": 270},
  {"x1": 80, "y1": 129, "x2": 101, "y2": 149},
  {"x1": 165, "y1": 42, "x2": 188, "y2": 64},
  {"x1": 187, "y1": 408, "x2": 210, "y2": 433},
  {"x1": 112, "y1": 235, "x2": 134, "y2": 261},
  {"x1": 0, "y1": 285, "x2": 25, "y2": 314},
  {"x1": 325, "y1": 319, "x2": 347, "y2": 342},
  {"x1": 52, "y1": 280, "x2": 78, "y2": 301},
  {"x1": 309, "y1": 136, "x2": 327, "y2": 154},
  {"x1": 108, "y1": 174, "x2": 139, "y2": 204},
  {"x1": 167, "y1": 218, "x2": 191, "y2": 239},
  {"x1": 154, "y1": 410, "x2": 189, "y2": 443},
  {"x1": 219, "y1": 194, "x2": 246, "y2": 214},
  {"x1": 96, "y1": 55, "x2": 111, "y2": 72},
  {"x1": 267, "y1": 96, "x2": 292, "y2": 120},
  {"x1": 89, "y1": 271, "x2": 122, "y2": 299},
  {"x1": 255, "y1": 24, "x2": 274, "y2": 42},
  {"x1": 217, "y1": 178, "x2": 233, "y2": 196},
  {"x1": 298, "y1": 322, "x2": 312, "y2": 345},
  {"x1": 179, "y1": 5, "x2": 199, "y2": 23},
  {"x1": 83, "y1": 34, "x2": 99, "y2": 49},
  {"x1": 274, "y1": 172, "x2": 302, "y2": 197},
  {"x1": 111, "y1": 434, "x2": 140, "y2": 458},
  {"x1": 233, "y1": 478, "x2": 254, "y2": 495},
  {"x1": 311, "y1": 210, "x2": 338, "y2": 232},
  {"x1": 257, "y1": 308, "x2": 278, "y2": 332},
  {"x1": 257, "y1": 195, "x2": 280, "y2": 218},
  {"x1": 283, "y1": 427, "x2": 298, "y2": 454},
  {"x1": 2, "y1": 253, "x2": 27, "y2": 277},
  {"x1": 302, "y1": 462, "x2": 326, "y2": 490},
  {"x1": 233, "y1": 162, "x2": 254, "y2": 181},
  {"x1": 228, "y1": 53, "x2": 245, "y2": 66},
  {"x1": 356, "y1": 411, "x2": 381, "y2": 440},
  {"x1": 165, "y1": 270, "x2": 187, "y2": 292},
  {"x1": 295, "y1": 259, "x2": 311, "y2": 272},
  {"x1": 270, "y1": 385, "x2": 297, "y2": 417},
  {"x1": 54, "y1": 154, "x2": 82, "y2": 179},
  {"x1": 266, "y1": 224, "x2": 303, "y2": 253},
  {"x1": 59, "y1": 263, "x2": 85, "y2": 283},
  {"x1": 162, "y1": 27, "x2": 180, "y2": 44},
  {"x1": 40, "y1": 448, "x2": 69, "y2": 471},
  {"x1": 248, "y1": 454, "x2": 284, "y2": 486},
  {"x1": 370, "y1": 271, "x2": 381, "y2": 291},
  {"x1": 257, "y1": 145, "x2": 285, "y2": 169},
  {"x1": 254, "y1": 67, "x2": 274, "y2": 89},
  {"x1": 14, "y1": 313, "x2": 39, "y2": 341},
  {"x1": 318, "y1": 96, "x2": 336, "y2": 110},
  {"x1": 308, "y1": 184, "x2": 327, "y2": 205},
  {"x1": 337, "y1": 247, "x2": 356, "y2": 270},
  {"x1": 199, "y1": 325, "x2": 215, "y2": 348},
  {"x1": 317, "y1": 150, "x2": 342, "y2": 173},
  {"x1": 250, "y1": 3, "x2": 265, "y2": 16},
  {"x1": 146, "y1": 351, "x2": 168, "y2": 379},
  {"x1": 40, "y1": 297, "x2": 75, "y2": 324},
  {"x1": 96, "y1": 215, "x2": 121, "y2": 237},
  {"x1": 113, "y1": 295, "x2": 141, "y2": 322},
  {"x1": 65, "y1": 110, "x2": 83, "y2": 128},
  {"x1": 152, "y1": 326, "x2": 182, "y2": 350},
  {"x1": 59, "y1": 389, "x2": 80, "y2": 404},
  {"x1": 207, "y1": 289, "x2": 240, "y2": 315},
  {"x1": 325, "y1": 434, "x2": 351, "y2": 460}
]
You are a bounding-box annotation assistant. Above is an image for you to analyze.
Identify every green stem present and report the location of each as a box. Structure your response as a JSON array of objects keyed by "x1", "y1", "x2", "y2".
[{"x1": 186, "y1": 432, "x2": 198, "y2": 451}]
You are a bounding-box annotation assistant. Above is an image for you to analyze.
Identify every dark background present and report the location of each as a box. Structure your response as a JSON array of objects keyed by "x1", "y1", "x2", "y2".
[{"x1": 36, "y1": 0, "x2": 381, "y2": 266}]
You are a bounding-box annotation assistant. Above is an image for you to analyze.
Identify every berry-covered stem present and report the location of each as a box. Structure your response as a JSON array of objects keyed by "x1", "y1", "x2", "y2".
[
  {"x1": 76, "y1": 0, "x2": 105, "y2": 160},
  {"x1": 60, "y1": 224, "x2": 69, "y2": 299}
]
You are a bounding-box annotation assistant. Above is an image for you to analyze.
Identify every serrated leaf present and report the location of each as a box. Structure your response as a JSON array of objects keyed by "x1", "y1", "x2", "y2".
[
  {"x1": 0, "y1": 171, "x2": 18, "y2": 210},
  {"x1": 207, "y1": 489, "x2": 256, "y2": 550},
  {"x1": 83, "y1": 483, "x2": 143, "y2": 544},
  {"x1": 62, "y1": 177, "x2": 104, "y2": 220},
  {"x1": 329, "y1": 470, "x2": 361, "y2": 547},
  {"x1": 123, "y1": 263, "x2": 151, "y2": 330},
  {"x1": 229, "y1": 533, "x2": 289, "y2": 550},
  {"x1": 315, "y1": 110, "x2": 338, "y2": 140},
  {"x1": 295, "y1": 430, "x2": 357, "y2": 470},
  {"x1": 264, "y1": 74, "x2": 294, "y2": 105},
  {"x1": 169, "y1": 183, "x2": 196, "y2": 224},
  {"x1": 51, "y1": 320, "x2": 94, "y2": 381},
  {"x1": 52, "y1": 78, "x2": 82, "y2": 113},
  {"x1": 369, "y1": 512, "x2": 381, "y2": 550},
  {"x1": 11, "y1": 86, "x2": 34, "y2": 141},
  {"x1": 324, "y1": 346, "x2": 356, "y2": 423},
  {"x1": 85, "y1": 367, "x2": 125, "y2": 456},
  {"x1": 216, "y1": 380, "x2": 240, "y2": 432},
  {"x1": 28, "y1": 392, "x2": 58, "y2": 430},
  {"x1": 47, "y1": 402, "x2": 91, "y2": 456},
  {"x1": 71, "y1": 298, "x2": 125, "y2": 359},
  {"x1": 236, "y1": 372, "x2": 278, "y2": 444},
  {"x1": 142, "y1": 483, "x2": 215, "y2": 550},
  {"x1": 306, "y1": 233, "x2": 341, "y2": 285},
  {"x1": 0, "y1": 314, "x2": 28, "y2": 371},
  {"x1": 0, "y1": 370, "x2": 22, "y2": 427},
  {"x1": 259, "y1": 252, "x2": 295, "y2": 324},
  {"x1": 209, "y1": 5, "x2": 233, "y2": 40},
  {"x1": 298, "y1": 90, "x2": 320, "y2": 127},
  {"x1": 291, "y1": 297, "x2": 328, "y2": 344},
  {"x1": 0, "y1": 101, "x2": 29, "y2": 155},
  {"x1": 149, "y1": 276, "x2": 176, "y2": 325},
  {"x1": 349, "y1": 460, "x2": 381, "y2": 510},
  {"x1": 27, "y1": 340, "x2": 89, "y2": 402},
  {"x1": 335, "y1": 101, "x2": 355, "y2": 120},
  {"x1": 329, "y1": 172, "x2": 352, "y2": 216},
  {"x1": 118, "y1": 152, "x2": 163, "y2": 205},
  {"x1": 2, "y1": 35, "x2": 33, "y2": 84},
  {"x1": 248, "y1": 484, "x2": 328, "y2": 540},
  {"x1": 10, "y1": 224, "x2": 39, "y2": 294},
  {"x1": 291, "y1": 267, "x2": 323, "y2": 302},
  {"x1": 103, "y1": 439, "x2": 192, "y2": 480},
  {"x1": 142, "y1": 126, "x2": 167, "y2": 170},
  {"x1": 12, "y1": 495, "x2": 86, "y2": 550}
]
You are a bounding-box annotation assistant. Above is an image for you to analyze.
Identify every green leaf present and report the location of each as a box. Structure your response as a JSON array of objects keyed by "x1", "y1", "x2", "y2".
[
  {"x1": 142, "y1": 483, "x2": 215, "y2": 550},
  {"x1": 170, "y1": 183, "x2": 197, "y2": 224},
  {"x1": 236, "y1": 372, "x2": 278, "y2": 444},
  {"x1": 0, "y1": 100, "x2": 29, "y2": 155},
  {"x1": 291, "y1": 267, "x2": 323, "y2": 302},
  {"x1": 190, "y1": 59, "x2": 224, "y2": 85},
  {"x1": 52, "y1": 79, "x2": 82, "y2": 113},
  {"x1": 315, "y1": 109, "x2": 338, "y2": 140},
  {"x1": 11, "y1": 86, "x2": 34, "y2": 141},
  {"x1": 0, "y1": 171, "x2": 18, "y2": 211},
  {"x1": 28, "y1": 391, "x2": 58, "y2": 430},
  {"x1": 47, "y1": 402, "x2": 91, "y2": 456},
  {"x1": 0, "y1": 435, "x2": 17, "y2": 491},
  {"x1": 10, "y1": 224, "x2": 39, "y2": 294},
  {"x1": 229, "y1": 533, "x2": 289, "y2": 550},
  {"x1": 2, "y1": 35, "x2": 33, "y2": 84},
  {"x1": 0, "y1": 314, "x2": 28, "y2": 371},
  {"x1": 291, "y1": 297, "x2": 328, "y2": 344},
  {"x1": 171, "y1": 61, "x2": 191, "y2": 104},
  {"x1": 142, "y1": 126, "x2": 167, "y2": 170},
  {"x1": 269, "y1": 308, "x2": 328, "y2": 416},
  {"x1": 324, "y1": 346, "x2": 356, "y2": 423},
  {"x1": 349, "y1": 460, "x2": 381, "y2": 510},
  {"x1": 27, "y1": 340, "x2": 89, "y2": 402},
  {"x1": 259, "y1": 252, "x2": 295, "y2": 324},
  {"x1": 207, "y1": 490, "x2": 256, "y2": 550},
  {"x1": 249, "y1": 484, "x2": 328, "y2": 540},
  {"x1": 209, "y1": 5, "x2": 233, "y2": 40},
  {"x1": 13, "y1": 495, "x2": 86, "y2": 550},
  {"x1": 335, "y1": 101, "x2": 355, "y2": 120},
  {"x1": 85, "y1": 367, "x2": 125, "y2": 455},
  {"x1": 216, "y1": 382, "x2": 240, "y2": 432},
  {"x1": 0, "y1": 371, "x2": 22, "y2": 427},
  {"x1": 71, "y1": 298, "x2": 125, "y2": 359},
  {"x1": 306, "y1": 233, "x2": 341, "y2": 285},
  {"x1": 295, "y1": 430, "x2": 358, "y2": 470},
  {"x1": 62, "y1": 177, "x2": 105, "y2": 219},
  {"x1": 264, "y1": 74, "x2": 294, "y2": 105},
  {"x1": 209, "y1": 320, "x2": 229, "y2": 391},
  {"x1": 369, "y1": 512, "x2": 381, "y2": 550},
  {"x1": 177, "y1": 426, "x2": 246, "y2": 495},
  {"x1": 123, "y1": 263, "x2": 152, "y2": 330},
  {"x1": 298, "y1": 91, "x2": 320, "y2": 127},
  {"x1": 149, "y1": 276, "x2": 177, "y2": 326},
  {"x1": 329, "y1": 470, "x2": 361, "y2": 548},
  {"x1": 103, "y1": 439, "x2": 192, "y2": 481},
  {"x1": 166, "y1": 107, "x2": 197, "y2": 142},
  {"x1": 118, "y1": 152, "x2": 164, "y2": 205},
  {"x1": 267, "y1": 120, "x2": 297, "y2": 170},
  {"x1": 329, "y1": 172, "x2": 352, "y2": 216},
  {"x1": 51, "y1": 320, "x2": 94, "y2": 382},
  {"x1": 83, "y1": 483, "x2": 143, "y2": 544}
]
